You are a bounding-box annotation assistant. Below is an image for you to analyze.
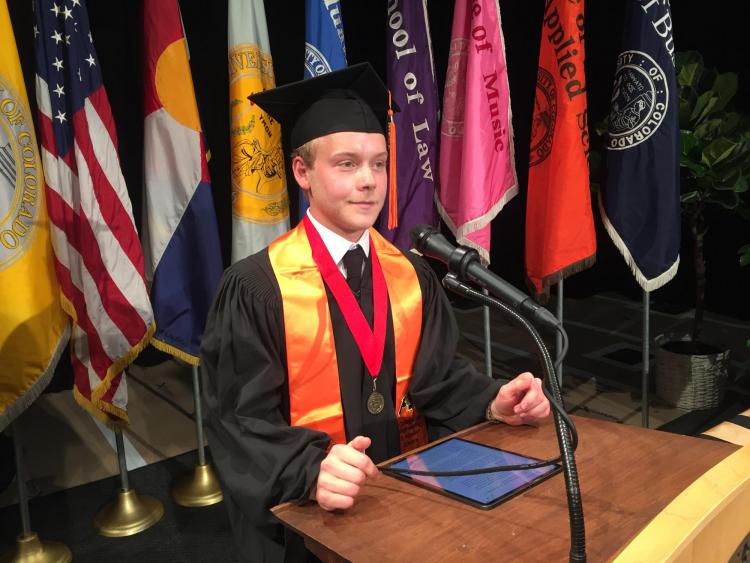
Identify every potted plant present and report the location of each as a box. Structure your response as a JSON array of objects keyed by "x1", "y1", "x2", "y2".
[{"x1": 654, "y1": 51, "x2": 750, "y2": 410}]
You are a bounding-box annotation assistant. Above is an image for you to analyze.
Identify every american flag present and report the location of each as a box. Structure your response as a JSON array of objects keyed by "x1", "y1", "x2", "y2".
[{"x1": 34, "y1": 0, "x2": 154, "y2": 425}]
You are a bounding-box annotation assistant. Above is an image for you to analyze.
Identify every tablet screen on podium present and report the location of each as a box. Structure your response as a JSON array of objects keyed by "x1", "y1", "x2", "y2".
[{"x1": 382, "y1": 438, "x2": 561, "y2": 509}]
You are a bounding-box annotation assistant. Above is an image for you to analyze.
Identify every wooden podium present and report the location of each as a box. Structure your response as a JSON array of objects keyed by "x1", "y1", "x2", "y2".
[{"x1": 273, "y1": 416, "x2": 750, "y2": 562}]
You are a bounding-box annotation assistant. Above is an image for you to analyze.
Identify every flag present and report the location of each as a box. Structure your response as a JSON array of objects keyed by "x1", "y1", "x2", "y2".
[
  {"x1": 229, "y1": 0, "x2": 289, "y2": 263},
  {"x1": 303, "y1": 0, "x2": 347, "y2": 79},
  {"x1": 525, "y1": 0, "x2": 596, "y2": 300},
  {"x1": 438, "y1": 0, "x2": 517, "y2": 263},
  {"x1": 0, "y1": 0, "x2": 69, "y2": 432},
  {"x1": 34, "y1": 0, "x2": 154, "y2": 425},
  {"x1": 378, "y1": 0, "x2": 439, "y2": 249},
  {"x1": 142, "y1": 0, "x2": 223, "y2": 364},
  {"x1": 299, "y1": 0, "x2": 347, "y2": 219},
  {"x1": 599, "y1": 0, "x2": 680, "y2": 290}
]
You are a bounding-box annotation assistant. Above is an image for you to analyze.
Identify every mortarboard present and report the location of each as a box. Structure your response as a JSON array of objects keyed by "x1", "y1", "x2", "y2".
[
  {"x1": 248, "y1": 62, "x2": 395, "y2": 148},
  {"x1": 248, "y1": 63, "x2": 401, "y2": 228}
]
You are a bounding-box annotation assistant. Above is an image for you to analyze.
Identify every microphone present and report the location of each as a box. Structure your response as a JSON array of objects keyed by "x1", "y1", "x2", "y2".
[{"x1": 411, "y1": 225, "x2": 560, "y2": 331}]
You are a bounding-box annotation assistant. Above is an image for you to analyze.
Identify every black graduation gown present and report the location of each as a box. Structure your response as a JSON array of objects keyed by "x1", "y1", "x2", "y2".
[{"x1": 200, "y1": 247, "x2": 503, "y2": 563}]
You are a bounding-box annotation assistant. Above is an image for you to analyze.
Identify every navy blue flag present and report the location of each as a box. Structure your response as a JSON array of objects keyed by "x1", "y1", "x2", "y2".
[
  {"x1": 299, "y1": 0, "x2": 347, "y2": 220},
  {"x1": 599, "y1": 0, "x2": 680, "y2": 291}
]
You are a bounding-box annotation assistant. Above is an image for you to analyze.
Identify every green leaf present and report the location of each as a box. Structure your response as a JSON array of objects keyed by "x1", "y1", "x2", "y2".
[
  {"x1": 691, "y1": 91, "x2": 719, "y2": 125},
  {"x1": 711, "y1": 72, "x2": 739, "y2": 113},
  {"x1": 676, "y1": 52, "x2": 703, "y2": 88},
  {"x1": 705, "y1": 190, "x2": 740, "y2": 209},
  {"x1": 679, "y1": 89, "x2": 696, "y2": 126},
  {"x1": 727, "y1": 170, "x2": 747, "y2": 193},
  {"x1": 739, "y1": 244, "x2": 750, "y2": 267},
  {"x1": 680, "y1": 157, "x2": 706, "y2": 177},
  {"x1": 680, "y1": 159, "x2": 706, "y2": 177},
  {"x1": 715, "y1": 169, "x2": 747, "y2": 193},
  {"x1": 693, "y1": 118, "x2": 723, "y2": 142},
  {"x1": 715, "y1": 113, "x2": 742, "y2": 137},
  {"x1": 594, "y1": 117, "x2": 608, "y2": 138},
  {"x1": 681, "y1": 130, "x2": 700, "y2": 153},
  {"x1": 721, "y1": 139, "x2": 750, "y2": 172},
  {"x1": 701, "y1": 137, "x2": 738, "y2": 168},
  {"x1": 680, "y1": 190, "x2": 701, "y2": 203}
]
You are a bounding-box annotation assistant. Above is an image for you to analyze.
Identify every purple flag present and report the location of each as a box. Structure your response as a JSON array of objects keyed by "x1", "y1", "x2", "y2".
[{"x1": 379, "y1": 0, "x2": 439, "y2": 248}]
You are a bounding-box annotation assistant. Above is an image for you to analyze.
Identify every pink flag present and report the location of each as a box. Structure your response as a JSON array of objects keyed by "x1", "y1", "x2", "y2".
[{"x1": 438, "y1": 0, "x2": 517, "y2": 263}]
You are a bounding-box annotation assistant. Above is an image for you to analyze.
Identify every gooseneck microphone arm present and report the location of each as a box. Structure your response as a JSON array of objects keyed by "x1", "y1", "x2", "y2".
[
  {"x1": 408, "y1": 225, "x2": 586, "y2": 562},
  {"x1": 442, "y1": 276, "x2": 586, "y2": 562}
]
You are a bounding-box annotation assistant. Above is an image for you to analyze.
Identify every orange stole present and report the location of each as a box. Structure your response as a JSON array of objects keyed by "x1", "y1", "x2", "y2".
[{"x1": 268, "y1": 222, "x2": 425, "y2": 449}]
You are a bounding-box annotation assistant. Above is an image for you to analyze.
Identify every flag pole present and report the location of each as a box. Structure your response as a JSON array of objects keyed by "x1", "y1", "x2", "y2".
[
  {"x1": 171, "y1": 366, "x2": 223, "y2": 507},
  {"x1": 0, "y1": 422, "x2": 72, "y2": 563},
  {"x1": 11, "y1": 423, "x2": 31, "y2": 545},
  {"x1": 93, "y1": 375, "x2": 164, "y2": 537},
  {"x1": 482, "y1": 291, "x2": 492, "y2": 378},
  {"x1": 642, "y1": 290, "x2": 651, "y2": 427},
  {"x1": 556, "y1": 279, "x2": 564, "y2": 387}
]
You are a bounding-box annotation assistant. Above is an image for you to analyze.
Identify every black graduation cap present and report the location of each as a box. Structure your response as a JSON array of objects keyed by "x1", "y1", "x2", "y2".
[
  {"x1": 248, "y1": 62, "x2": 396, "y2": 150},
  {"x1": 249, "y1": 62, "x2": 402, "y2": 229}
]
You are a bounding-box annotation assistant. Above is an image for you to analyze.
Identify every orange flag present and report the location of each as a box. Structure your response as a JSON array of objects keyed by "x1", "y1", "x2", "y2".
[{"x1": 525, "y1": 0, "x2": 596, "y2": 300}]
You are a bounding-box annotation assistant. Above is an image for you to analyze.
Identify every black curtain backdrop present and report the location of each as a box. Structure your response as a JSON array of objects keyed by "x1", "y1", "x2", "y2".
[{"x1": 8, "y1": 0, "x2": 750, "y2": 323}]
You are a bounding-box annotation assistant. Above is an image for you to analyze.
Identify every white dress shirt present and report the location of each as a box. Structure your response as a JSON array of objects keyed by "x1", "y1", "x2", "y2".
[{"x1": 306, "y1": 211, "x2": 369, "y2": 277}]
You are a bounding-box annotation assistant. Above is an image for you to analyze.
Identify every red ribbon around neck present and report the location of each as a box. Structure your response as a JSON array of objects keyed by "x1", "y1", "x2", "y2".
[{"x1": 303, "y1": 216, "x2": 387, "y2": 378}]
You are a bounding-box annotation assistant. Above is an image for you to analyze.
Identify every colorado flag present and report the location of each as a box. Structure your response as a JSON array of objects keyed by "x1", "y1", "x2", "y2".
[{"x1": 142, "y1": 0, "x2": 223, "y2": 364}]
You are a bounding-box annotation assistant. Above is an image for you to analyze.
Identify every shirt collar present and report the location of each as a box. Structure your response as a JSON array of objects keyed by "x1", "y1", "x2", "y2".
[{"x1": 306, "y1": 211, "x2": 370, "y2": 266}]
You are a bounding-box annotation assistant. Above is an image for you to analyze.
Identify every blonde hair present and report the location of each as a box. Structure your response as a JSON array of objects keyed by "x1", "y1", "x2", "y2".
[{"x1": 290, "y1": 138, "x2": 319, "y2": 168}]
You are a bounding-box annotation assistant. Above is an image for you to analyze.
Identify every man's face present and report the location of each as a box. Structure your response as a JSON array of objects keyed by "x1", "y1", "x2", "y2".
[{"x1": 292, "y1": 131, "x2": 388, "y2": 242}]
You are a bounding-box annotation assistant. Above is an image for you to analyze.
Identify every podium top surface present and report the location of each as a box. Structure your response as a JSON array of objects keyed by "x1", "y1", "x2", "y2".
[{"x1": 273, "y1": 416, "x2": 738, "y2": 562}]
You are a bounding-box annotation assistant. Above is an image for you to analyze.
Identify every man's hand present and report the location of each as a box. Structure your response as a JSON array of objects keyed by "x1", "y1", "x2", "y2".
[
  {"x1": 313, "y1": 435, "x2": 378, "y2": 511},
  {"x1": 490, "y1": 372, "x2": 550, "y2": 426}
]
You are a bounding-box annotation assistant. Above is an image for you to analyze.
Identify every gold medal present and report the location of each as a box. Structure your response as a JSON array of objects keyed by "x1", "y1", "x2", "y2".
[{"x1": 367, "y1": 391, "x2": 385, "y2": 415}]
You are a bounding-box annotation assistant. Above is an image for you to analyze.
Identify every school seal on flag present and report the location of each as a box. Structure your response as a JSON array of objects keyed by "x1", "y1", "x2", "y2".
[
  {"x1": 304, "y1": 43, "x2": 334, "y2": 77},
  {"x1": 0, "y1": 78, "x2": 40, "y2": 269},
  {"x1": 441, "y1": 37, "x2": 468, "y2": 138},
  {"x1": 529, "y1": 67, "x2": 557, "y2": 167},
  {"x1": 229, "y1": 42, "x2": 288, "y2": 225},
  {"x1": 607, "y1": 50, "x2": 669, "y2": 150}
]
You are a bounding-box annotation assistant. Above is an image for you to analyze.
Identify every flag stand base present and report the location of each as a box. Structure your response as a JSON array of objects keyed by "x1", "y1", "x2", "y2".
[
  {"x1": 93, "y1": 488, "x2": 164, "y2": 537},
  {"x1": 171, "y1": 463, "x2": 223, "y2": 507},
  {"x1": 0, "y1": 532, "x2": 71, "y2": 563}
]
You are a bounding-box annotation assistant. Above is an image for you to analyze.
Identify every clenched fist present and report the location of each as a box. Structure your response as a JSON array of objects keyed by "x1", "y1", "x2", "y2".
[
  {"x1": 313, "y1": 435, "x2": 378, "y2": 511},
  {"x1": 490, "y1": 371, "x2": 550, "y2": 425}
]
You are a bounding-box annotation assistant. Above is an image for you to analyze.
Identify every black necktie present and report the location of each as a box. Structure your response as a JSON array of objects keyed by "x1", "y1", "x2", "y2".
[{"x1": 342, "y1": 245, "x2": 366, "y2": 295}]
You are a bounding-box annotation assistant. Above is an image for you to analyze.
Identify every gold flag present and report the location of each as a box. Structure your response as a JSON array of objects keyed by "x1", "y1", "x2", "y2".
[
  {"x1": 0, "y1": 0, "x2": 69, "y2": 431},
  {"x1": 228, "y1": 0, "x2": 290, "y2": 263}
]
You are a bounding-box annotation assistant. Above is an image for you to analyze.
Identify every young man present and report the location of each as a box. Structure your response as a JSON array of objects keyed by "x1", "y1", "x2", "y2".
[{"x1": 201, "y1": 63, "x2": 550, "y2": 562}]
